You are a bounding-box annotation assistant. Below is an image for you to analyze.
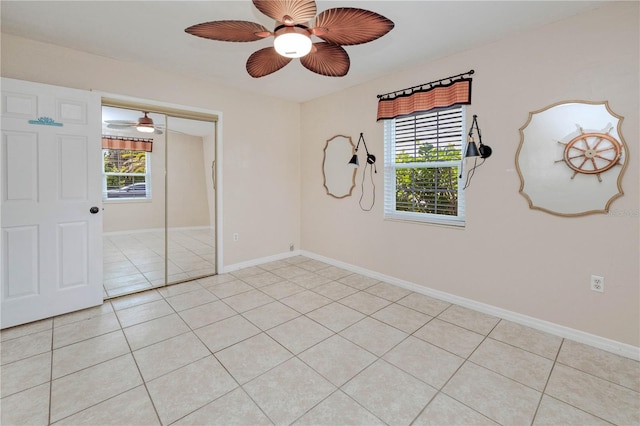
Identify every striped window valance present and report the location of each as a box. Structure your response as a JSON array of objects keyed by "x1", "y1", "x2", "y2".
[
  {"x1": 377, "y1": 74, "x2": 472, "y2": 121},
  {"x1": 101, "y1": 135, "x2": 153, "y2": 152}
]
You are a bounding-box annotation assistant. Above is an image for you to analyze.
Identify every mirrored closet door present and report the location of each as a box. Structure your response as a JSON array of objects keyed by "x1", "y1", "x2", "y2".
[
  {"x1": 101, "y1": 103, "x2": 217, "y2": 298},
  {"x1": 166, "y1": 116, "x2": 216, "y2": 285}
]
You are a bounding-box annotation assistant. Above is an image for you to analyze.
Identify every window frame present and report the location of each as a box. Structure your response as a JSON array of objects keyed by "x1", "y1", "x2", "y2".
[
  {"x1": 383, "y1": 105, "x2": 466, "y2": 227},
  {"x1": 102, "y1": 148, "x2": 152, "y2": 202}
]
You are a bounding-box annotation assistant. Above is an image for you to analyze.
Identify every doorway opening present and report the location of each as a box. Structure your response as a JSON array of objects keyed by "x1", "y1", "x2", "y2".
[{"x1": 100, "y1": 100, "x2": 219, "y2": 299}]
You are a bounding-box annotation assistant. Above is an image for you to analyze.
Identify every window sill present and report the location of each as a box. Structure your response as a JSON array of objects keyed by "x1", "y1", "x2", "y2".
[
  {"x1": 103, "y1": 198, "x2": 153, "y2": 204},
  {"x1": 384, "y1": 213, "x2": 465, "y2": 229}
]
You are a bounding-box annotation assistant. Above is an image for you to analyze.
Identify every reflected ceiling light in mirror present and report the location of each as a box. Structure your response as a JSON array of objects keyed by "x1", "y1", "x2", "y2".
[{"x1": 136, "y1": 112, "x2": 156, "y2": 133}]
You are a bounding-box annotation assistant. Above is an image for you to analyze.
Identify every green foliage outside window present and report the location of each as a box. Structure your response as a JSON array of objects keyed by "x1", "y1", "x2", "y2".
[
  {"x1": 103, "y1": 149, "x2": 147, "y2": 189},
  {"x1": 395, "y1": 143, "x2": 461, "y2": 216}
]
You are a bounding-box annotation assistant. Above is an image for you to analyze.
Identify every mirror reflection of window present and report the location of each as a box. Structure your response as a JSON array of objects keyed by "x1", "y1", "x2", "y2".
[
  {"x1": 101, "y1": 106, "x2": 166, "y2": 299},
  {"x1": 103, "y1": 149, "x2": 150, "y2": 199}
]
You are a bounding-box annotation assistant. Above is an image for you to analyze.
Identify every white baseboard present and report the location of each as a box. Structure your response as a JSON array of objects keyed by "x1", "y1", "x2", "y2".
[
  {"x1": 299, "y1": 250, "x2": 639, "y2": 361},
  {"x1": 222, "y1": 250, "x2": 302, "y2": 273},
  {"x1": 228, "y1": 249, "x2": 638, "y2": 360},
  {"x1": 103, "y1": 226, "x2": 213, "y2": 237},
  {"x1": 103, "y1": 227, "x2": 164, "y2": 236},
  {"x1": 168, "y1": 226, "x2": 214, "y2": 231}
]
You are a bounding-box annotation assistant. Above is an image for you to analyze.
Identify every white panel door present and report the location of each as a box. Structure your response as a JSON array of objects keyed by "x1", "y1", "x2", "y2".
[{"x1": 1, "y1": 78, "x2": 103, "y2": 328}]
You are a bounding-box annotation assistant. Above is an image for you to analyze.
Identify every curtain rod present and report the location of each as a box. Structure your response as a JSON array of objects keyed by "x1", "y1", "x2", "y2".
[
  {"x1": 102, "y1": 135, "x2": 153, "y2": 142},
  {"x1": 377, "y1": 69, "x2": 474, "y2": 100}
]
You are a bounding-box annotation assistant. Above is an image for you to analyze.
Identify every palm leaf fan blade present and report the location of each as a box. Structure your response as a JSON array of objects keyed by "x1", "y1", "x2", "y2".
[
  {"x1": 106, "y1": 123, "x2": 136, "y2": 129},
  {"x1": 252, "y1": 0, "x2": 317, "y2": 24},
  {"x1": 300, "y1": 43, "x2": 350, "y2": 77},
  {"x1": 246, "y1": 47, "x2": 293, "y2": 78},
  {"x1": 185, "y1": 21, "x2": 270, "y2": 42},
  {"x1": 312, "y1": 8, "x2": 394, "y2": 45}
]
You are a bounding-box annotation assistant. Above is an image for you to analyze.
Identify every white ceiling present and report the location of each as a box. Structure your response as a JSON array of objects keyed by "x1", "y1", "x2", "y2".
[{"x1": 2, "y1": 1, "x2": 609, "y2": 104}]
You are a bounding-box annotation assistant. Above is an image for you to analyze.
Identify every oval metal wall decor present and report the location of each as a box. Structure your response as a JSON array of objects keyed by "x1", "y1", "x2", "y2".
[{"x1": 322, "y1": 135, "x2": 356, "y2": 199}]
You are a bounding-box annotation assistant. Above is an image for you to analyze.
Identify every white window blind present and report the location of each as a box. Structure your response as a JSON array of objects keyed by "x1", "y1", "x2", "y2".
[
  {"x1": 102, "y1": 148, "x2": 152, "y2": 201},
  {"x1": 384, "y1": 105, "x2": 466, "y2": 226}
]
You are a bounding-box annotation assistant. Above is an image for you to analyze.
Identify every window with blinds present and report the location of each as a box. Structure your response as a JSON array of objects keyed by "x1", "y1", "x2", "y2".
[
  {"x1": 102, "y1": 148, "x2": 151, "y2": 201},
  {"x1": 384, "y1": 105, "x2": 465, "y2": 226}
]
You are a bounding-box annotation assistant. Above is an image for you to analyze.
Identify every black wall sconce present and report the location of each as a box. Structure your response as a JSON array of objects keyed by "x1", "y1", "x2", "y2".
[
  {"x1": 348, "y1": 132, "x2": 377, "y2": 211},
  {"x1": 463, "y1": 114, "x2": 492, "y2": 188},
  {"x1": 349, "y1": 132, "x2": 377, "y2": 173}
]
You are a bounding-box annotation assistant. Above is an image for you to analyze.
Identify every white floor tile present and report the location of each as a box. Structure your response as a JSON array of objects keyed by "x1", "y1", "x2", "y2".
[{"x1": 2, "y1": 256, "x2": 637, "y2": 426}]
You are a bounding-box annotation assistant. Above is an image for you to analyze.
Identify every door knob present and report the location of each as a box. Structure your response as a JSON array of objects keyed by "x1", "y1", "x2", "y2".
[{"x1": 89, "y1": 206, "x2": 100, "y2": 214}]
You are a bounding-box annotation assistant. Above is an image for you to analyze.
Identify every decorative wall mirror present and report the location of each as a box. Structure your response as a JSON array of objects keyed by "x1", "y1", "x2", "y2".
[
  {"x1": 516, "y1": 101, "x2": 628, "y2": 216},
  {"x1": 323, "y1": 135, "x2": 357, "y2": 198}
]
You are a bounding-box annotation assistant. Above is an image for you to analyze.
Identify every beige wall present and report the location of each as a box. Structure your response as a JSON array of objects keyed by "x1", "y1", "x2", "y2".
[
  {"x1": 2, "y1": 2, "x2": 638, "y2": 347},
  {"x1": 1, "y1": 34, "x2": 302, "y2": 264},
  {"x1": 167, "y1": 131, "x2": 210, "y2": 229},
  {"x1": 300, "y1": 3, "x2": 639, "y2": 346}
]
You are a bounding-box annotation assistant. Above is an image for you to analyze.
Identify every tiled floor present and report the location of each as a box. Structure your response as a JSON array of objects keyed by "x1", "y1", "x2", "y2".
[
  {"x1": 103, "y1": 228, "x2": 216, "y2": 298},
  {"x1": 2, "y1": 256, "x2": 639, "y2": 425}
]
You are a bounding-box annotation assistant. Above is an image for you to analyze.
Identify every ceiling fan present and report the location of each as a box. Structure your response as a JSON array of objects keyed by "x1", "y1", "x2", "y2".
[
  {"x1": 184, "y1": 0, "x2": 394, "y2": 78},
  {"x1": 104, "y1": 112, "x2": 164, "y2": 134}
]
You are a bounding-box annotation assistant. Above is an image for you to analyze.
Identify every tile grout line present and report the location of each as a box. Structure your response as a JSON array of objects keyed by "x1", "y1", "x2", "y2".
[
  {"x1": 529, "y1": 337, "x2": 564, "y2": 425},
  {"x1": 45, "y1": 304, "x2": 154, "y2": 424},
  {"x1": 47, "y1": 319, "x2": 54, "y2": 426},
  {"x1": 210, "y1": 268, "x2": 388, "y2": 424},
  {"x1": 408, "y1": 316, "x2": 504, "y2": 426},
  {"x1": 392, "y1": 308, "x2": 455, "y2": 426},
  {"x1": 4, "y1": 256, "x2": 638, "y2": 425},
  {"x1": 11, "y1": 278, "x2": 496, "y2": 424},
  {"x1": 103, "y1": 229, "x2": 216, "y2": 298},
  {"x1": 537, "y1": 344, "x2": 635, "y2": 425},
  {"x1": 176, "y1": 272, "x2": 298, "y2": 425},
  {"x1": 288, "y1": 303, "x2": 390, "y2": 425},
  {"x1": 552, "y1": 356, "x2": 640, "y2": 394},
  {"x1": 234, "y1": 268, "x2": 492, "y2": 413},
  {"x1": 294, "y1": 285, "x2": 455, "y2": 426},
  {"x1": 115, "y1": 294, "x2": 168, "y2": 426}
]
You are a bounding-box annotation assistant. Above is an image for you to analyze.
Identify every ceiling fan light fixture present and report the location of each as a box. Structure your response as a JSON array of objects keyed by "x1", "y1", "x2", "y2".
[
  {"x1": 136, "y1": 112, "x2": 156, "y2": 133},
  {"x1": 273, "y1": 26, "x2": 312, "y2": 58},
  {"x1": 136, "y1": 125, "x2": 155, "y2": 133},
  {"x1": 184, "y1": 2, "x2": 394, "y2": 78}
]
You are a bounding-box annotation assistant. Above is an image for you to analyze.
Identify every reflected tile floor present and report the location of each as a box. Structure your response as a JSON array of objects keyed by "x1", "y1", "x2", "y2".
[
  {"x1": 103, "y1": 228, "x2": 216, "y2": 298},
  {"x1": 2, "y1": 256, "x2": 638, "y2": 425}
]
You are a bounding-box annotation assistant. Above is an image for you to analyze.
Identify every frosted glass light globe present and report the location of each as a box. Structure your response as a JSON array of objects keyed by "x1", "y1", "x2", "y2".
[{"x1": 274, "y1": 30, "x2": 312, "y2": 58}]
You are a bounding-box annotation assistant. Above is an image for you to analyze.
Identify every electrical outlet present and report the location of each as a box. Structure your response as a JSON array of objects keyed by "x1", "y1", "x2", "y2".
[
  {"x1": 289, "y1": 244, "x2": 294, "y2": 252},
  {"x1": 233, "y1": 233, "x2": 239, "y2": 242},
  {"x1": 590, "y1": 275, "x2": 604, "y2": 293}
]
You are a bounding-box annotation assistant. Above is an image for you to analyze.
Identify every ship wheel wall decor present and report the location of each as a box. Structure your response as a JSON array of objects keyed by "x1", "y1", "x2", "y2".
[
  {"x1": 557, "y1": 127, "x2": 623, "y2": 181},
  {"x1": 516, "y1": 101, "x2": 628, "y2": 217}
]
